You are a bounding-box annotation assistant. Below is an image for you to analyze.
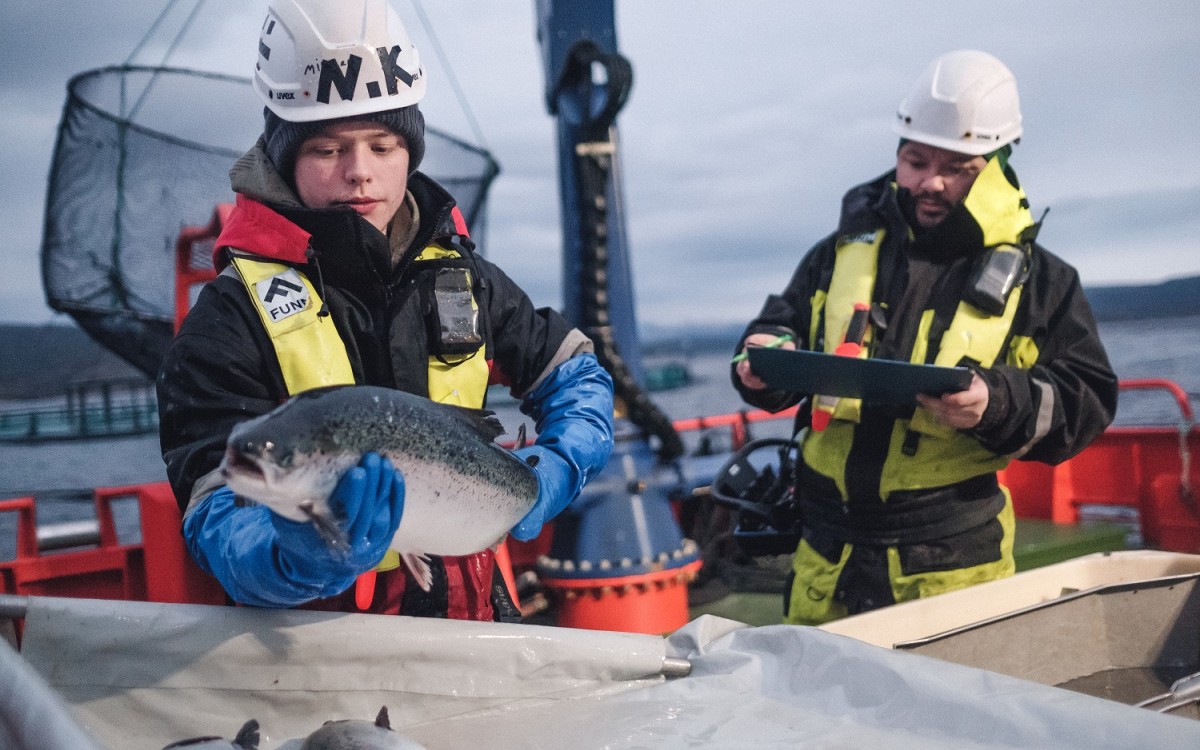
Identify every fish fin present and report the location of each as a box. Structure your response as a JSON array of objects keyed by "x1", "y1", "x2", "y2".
[
  {"x1": 375, "y1": 705, "x2": 391, "y2": 729},
  {"x1": 442, "y1": 404, "x2": 507, "y2": 443},
  {"x1": 233, "y1": 718, "x2": 260, "y2": 750},
  {"x1": 402, "y1": 552, "x2": 434, "y2": 591},
  {"x1": 300, "y1": 502, "x2": 349, "y2": 550},
  {"x1": 515, "y1": 422, "x2": 528, "y2": 450}
]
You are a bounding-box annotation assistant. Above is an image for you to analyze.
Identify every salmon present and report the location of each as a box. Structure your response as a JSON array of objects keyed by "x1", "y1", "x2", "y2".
[{"x1": 220, "y1": 385, "x2": 538, "y2": 590}]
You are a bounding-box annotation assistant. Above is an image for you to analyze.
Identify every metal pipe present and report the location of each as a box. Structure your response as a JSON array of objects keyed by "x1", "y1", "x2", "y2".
[
  {"x1": 1136, "y1": 670, "x2": 1200, "y2": 711},
  {"x1": 36, "y1": 520, "x2": 102, "y2": 552},
  {"x1": 660, "y1": 657, "x2": 692, "y2": 679},
  {"x1": 0, "y1": 595, "x2": 30, "y2": 619}
]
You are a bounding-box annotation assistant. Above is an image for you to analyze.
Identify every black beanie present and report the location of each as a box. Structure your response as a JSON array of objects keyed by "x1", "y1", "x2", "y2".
[{"x1": 263, "y1": 105, "x2": 426, "y2": 180}]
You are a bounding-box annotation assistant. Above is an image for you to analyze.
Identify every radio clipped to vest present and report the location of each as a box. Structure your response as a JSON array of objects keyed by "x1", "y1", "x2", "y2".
[
  {"x1": 964, "y1": 207, "x2": 1046, "y2": 316},
  {"x1": 963, "y1": 243, "x2": 1029, "y2": 316},
  {"x1": 427, "y1": 266, "x2": 483, "y2": 356}
]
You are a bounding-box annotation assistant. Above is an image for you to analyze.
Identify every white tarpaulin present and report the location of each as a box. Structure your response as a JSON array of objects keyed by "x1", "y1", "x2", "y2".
[{"x1": 8, "y1": 596, "x2": 1200, "y2": 749}]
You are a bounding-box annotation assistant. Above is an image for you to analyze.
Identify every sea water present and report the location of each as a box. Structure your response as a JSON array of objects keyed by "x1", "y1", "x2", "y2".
[{"x1": 1, "y1": 315, "x2": 1198, "y2": 557}]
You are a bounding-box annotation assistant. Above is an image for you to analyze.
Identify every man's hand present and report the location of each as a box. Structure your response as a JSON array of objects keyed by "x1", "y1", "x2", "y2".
[
  {"x1": 735, "y1": 333, "x2": 796, "y2": 390},
  {"x1": 915, "y1": 372, "x2": 989, "y2": 429}
]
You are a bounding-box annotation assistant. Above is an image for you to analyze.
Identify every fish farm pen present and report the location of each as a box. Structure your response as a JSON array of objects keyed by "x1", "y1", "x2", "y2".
[{"x1": 0, "y1": 378, "x2": 157, "y2": 442}]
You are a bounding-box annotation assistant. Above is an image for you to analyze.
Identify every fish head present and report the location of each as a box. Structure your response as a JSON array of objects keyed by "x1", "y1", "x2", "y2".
[{"x1": 220, "y1": 407, "x2": 359, "y2": 522}]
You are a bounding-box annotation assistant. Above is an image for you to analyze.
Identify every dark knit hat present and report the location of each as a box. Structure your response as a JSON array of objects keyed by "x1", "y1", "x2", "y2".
[{"x1": 263, "y1": 105, "x2": 426, "y2": 180}]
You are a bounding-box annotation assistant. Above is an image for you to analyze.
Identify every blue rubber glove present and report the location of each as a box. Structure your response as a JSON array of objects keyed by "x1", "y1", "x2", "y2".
[
  {"x1": 510, "y1": 354, "x2": 614, "y2": 542},
  {"x1": 183, "y1": 452, "x2": 405, "y2": 607},
  {"x1": 510, "y1": 446, "x2": 574, "y2": 542}
]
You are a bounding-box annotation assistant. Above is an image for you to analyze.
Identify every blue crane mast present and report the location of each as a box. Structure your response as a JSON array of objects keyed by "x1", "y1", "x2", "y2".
[{"x1": 533, "y1": 0, "x2": 703, "y2": 632}]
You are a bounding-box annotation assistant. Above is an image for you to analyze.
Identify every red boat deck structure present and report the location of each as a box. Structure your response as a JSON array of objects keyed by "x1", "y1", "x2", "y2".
[
  {"x1": 1, "y1": 379, "x2": 1196, "y2": 636},
  {"x1": 1000, "y1": 378, "x2": 1197, "y2": 551}
]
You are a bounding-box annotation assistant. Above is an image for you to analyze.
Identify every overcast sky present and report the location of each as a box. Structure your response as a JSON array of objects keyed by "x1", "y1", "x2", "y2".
[{"x1": 2, "y1": 0, "x2": 1198, "y2": 331}]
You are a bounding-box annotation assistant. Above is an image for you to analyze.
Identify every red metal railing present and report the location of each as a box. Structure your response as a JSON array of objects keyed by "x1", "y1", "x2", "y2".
[
  {"x1": 1117, "y1": 378, "x2": 1194, "y2": 422},
  {"x1": 3, "y1": 371, "x2": 1196, "y2": 609},
  {"x1": 173, "y1": 204, "x2": 232, "y2": 333},
  {"x1": 0, "y1": 484, "x2": 224, "y2": 611}
]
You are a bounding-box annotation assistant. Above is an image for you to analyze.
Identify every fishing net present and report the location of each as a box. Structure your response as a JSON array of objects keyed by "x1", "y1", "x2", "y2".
[{"x1": 41, "y1": 66, "x2": 499, "y2": 377}]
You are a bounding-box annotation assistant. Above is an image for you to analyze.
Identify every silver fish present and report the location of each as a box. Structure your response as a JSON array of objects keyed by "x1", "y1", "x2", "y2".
[
  {"x1": 220, "y1": 385, "x2": 539, "y2": 590},
  {"x1": 162, "y1": 719, "x2": 259, "y2": 749},
  {"x1": 300, "y1": 706, "x2": 425, "y2": 750}
]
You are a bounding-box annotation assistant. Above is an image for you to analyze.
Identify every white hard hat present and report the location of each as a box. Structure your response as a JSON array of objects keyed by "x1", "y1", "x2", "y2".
[
  {"x1": 254, "y1": 0, "x2": 426, "y2": 123},
  {"x1": 893, "y1": 50, "x2": 1022, "y2": 156}
]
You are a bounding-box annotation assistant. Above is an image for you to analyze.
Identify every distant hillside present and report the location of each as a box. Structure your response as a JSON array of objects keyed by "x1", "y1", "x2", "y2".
[
  {"x1": 1083, "y1": 275, "x2": 1200, "y2": 322},
  {"x1": 0, "y1": 324, "x2": 147, "y2": 400},
  {"x1": 1, "y1": 275, "x2": 1196, "y2": 399},
  {"x1": 641, "y1": 323, "x2": 745, "y2": 356},
  {"x1": 641, "y1": 275, "x2": 1200, "y2": 349}
]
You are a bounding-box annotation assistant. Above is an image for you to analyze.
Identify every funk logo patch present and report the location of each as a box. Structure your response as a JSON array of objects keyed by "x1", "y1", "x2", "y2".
[{"x1": 255, "y1": 269, "x2": 310, "y2": 323}]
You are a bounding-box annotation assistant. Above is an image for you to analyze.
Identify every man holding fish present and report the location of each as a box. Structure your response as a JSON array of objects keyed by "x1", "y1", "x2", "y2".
[
  {"x1": 733, "y1": 50, "x2": 1117, "y2": 625},
  {"x1": 157, "y1": 0, "x2": 613, "y2": 620}
]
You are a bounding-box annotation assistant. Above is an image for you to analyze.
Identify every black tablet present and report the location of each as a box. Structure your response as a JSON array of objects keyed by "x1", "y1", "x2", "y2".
[{"x1": 748, "y1": 347, "x2": 972, "y2": 404}]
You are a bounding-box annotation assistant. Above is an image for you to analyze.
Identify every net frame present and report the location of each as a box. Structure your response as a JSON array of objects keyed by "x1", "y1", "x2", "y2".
[{"x1": 41, "y1": 65, "x2": 499, "y2": 377}]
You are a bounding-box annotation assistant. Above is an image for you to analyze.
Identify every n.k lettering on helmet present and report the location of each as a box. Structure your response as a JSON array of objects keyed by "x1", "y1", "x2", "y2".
[{"x1": 254, "y1": 0, "x2": 427, "y2": 123}]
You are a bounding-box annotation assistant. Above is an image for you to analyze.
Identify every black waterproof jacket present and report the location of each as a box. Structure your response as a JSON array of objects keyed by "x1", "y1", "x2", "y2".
[
  {"x1": 734, "y1": 170, "x2": 1117, "y2": 481},
  {"x1": 156, "y1": 144, "x2": 588, "y2": 618},
  {"x1": 159, "y1": 144, "x2": 582, "y2": 511}
]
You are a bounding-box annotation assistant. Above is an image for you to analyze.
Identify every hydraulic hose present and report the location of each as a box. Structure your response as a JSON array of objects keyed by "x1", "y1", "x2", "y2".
[{"x1": 565, "y1": 42, "x2": 684, "y2": 462}]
